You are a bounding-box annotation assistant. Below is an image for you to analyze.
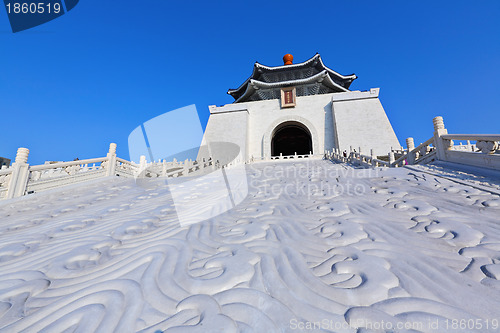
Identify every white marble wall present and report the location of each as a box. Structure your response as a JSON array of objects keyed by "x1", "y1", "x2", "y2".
[
  {"x1": 332, "y1": 88, "x2": 401, "y2": 156},
  {"x1": 202, "y1": 88, "x2": 400, "y2": 160},
  {"x1": 201, "y1": 105, "x2": 249, "y2": 162}
]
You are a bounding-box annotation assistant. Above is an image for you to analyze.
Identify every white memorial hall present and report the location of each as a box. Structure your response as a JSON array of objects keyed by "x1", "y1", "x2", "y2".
[{"x1": 201, "y1": 53, "x2": 401, "y2": 160}]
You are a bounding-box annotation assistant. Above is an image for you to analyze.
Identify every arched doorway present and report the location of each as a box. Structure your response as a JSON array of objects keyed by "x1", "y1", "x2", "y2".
[{"x1": 271, "y1": 121, "x2": 312, "y2": 156}]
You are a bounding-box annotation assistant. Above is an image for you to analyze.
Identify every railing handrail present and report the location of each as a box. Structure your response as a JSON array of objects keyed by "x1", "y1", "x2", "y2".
[
  {"x1": 392, "y1": 137, "x2": 434, "y2": 166},
  {"x1": 29, "y1": 157, "x2": 108, "y2": 171},
  {"x1": 414, "y1": 150, "x2": 436, "y2": 164},
  {"x1": 441, "y1": 134, "x2": 500, "y2": 141},
  {"x1": 0, "y1": 169, "x2": 13, "y2": 176},
  {"x1": 325, "y1": 149, "x2": 389, "y2": 167},
  {"x1": 373, "y1": 158, "x2": 389, "y2": 166},
  {"x1": 412, "y1": 137, "x2": 435, "y2": 153},
  {"x1": 116, "y1": 157, "x2": 137, "y2": 166}
]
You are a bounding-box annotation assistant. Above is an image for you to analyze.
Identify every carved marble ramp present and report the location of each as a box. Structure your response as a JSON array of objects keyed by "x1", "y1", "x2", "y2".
[{"x1": 0, "y1": 160, "x2": 499, "y2": 332}]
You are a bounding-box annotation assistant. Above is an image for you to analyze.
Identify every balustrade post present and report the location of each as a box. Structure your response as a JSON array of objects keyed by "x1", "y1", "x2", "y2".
[
  {"x1": 467, "y1": 140, "x2": 472, "y2": 151},
  {"x1": 433, "y1": 116, "x2": 449, "y2": 161},
  {"x1": 406, "y1": 137, "x2": 415, "y2": 151},
  {"x1": 389, "y1": 151, "x2": 395, "y2": 167},
  {"x1": 140, "y1": 155, "x2": 147, "y2": 167},
  {"x1": 106, "y1": 143, "x2": 117, "y2": 176},
  {"x1": 406, "y1": 137, "x2": 415, "y2": 165},
  {"x1": 162, "y1": 159, "x2": 167, "y2": 176},
  {"x1": 137, "y1": 155, "x2": 147, "y2": 178},
  {"x1": 6, "y1": 148, "x2": 30, "y2": 199}
]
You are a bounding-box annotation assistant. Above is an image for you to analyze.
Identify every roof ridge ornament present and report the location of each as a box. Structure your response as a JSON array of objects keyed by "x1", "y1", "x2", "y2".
[{"x1": 283, "y1": 54, "x2": 293, "y2": 65}]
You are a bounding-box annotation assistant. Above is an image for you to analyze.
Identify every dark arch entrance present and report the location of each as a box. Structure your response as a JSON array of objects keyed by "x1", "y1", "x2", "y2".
[{"x1": 271, "y1": 122, "x2": 312, "y2": 156}]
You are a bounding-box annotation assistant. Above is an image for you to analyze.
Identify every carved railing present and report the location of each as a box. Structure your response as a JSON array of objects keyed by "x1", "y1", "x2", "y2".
[
  {"x1": 352, "y1": 151, "x2": 390, "y2": 167},
  {"x1": 248, "y1": 153, "x2": 323, "y2": 162},
  {"x1": 441, "y1": 134, "x2": 499, "y2": 154},
  {"x1": 325, "y1": 117, "x2": 499, "y2": 171},
  {"x1": 325, "y1": 149, "x2": 389, "y2": 167},
  {"x1": 437, "y1": 134, "x2": 500, "y2": 170},
  {"x1": 391, "y1": 137, "x2": 436, "y2": 167},
  {"x1": 1, "y1": 143, "x2": 224, "y2": 200},
  {"x1": 270, "y1": 152, "x2": 323, "y2": 160},
  {"x1": 398, "y1": 119, "x2": 500, "y2": 170},
  {"x1": 26, "y1": 157, "x2": 108, "y2": 194},
  {"x1": 0, "y1": 168, "x2": 13, "y2": 200},
  {"x1": 449, "y1": 140, "x2": 477, "y2": 152},
  {"x1": 381, "y1": 118, "x2": 499, "y2": 171},
  {"x1": 137, "y1": 157, "x2": 217, "y2": 178},
  {"x1": 325, "y1": 149, "x2": 349, "y2": 164},
  {"x1": 115, "y1": 157, "x2": 139, "y2": 177}
]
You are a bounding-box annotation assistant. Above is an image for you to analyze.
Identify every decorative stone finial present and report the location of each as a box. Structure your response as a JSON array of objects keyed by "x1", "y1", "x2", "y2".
[
  {"x1": 109, "y1": 143, "x2": 117, "y2": 154},
  {"x1": 406, "y1": 137, "x2": 415, "y2": 151},
  {"x1": 433, "y1": 116, "x2": 445, "y2": 131},
  {"x1": 283, "y1": 54, "x2": 293, "y2": 65},
  {"x1": 15, "y1": 147, "x2": 29, "y2": 164}
]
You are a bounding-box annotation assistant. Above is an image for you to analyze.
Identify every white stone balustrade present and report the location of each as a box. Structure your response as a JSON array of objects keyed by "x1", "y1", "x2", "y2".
[
  {"x1": 324, "y1": 116, "x2": 498, "y2": 171},
  {"x1": 0, "y1": 145, "x2": 229, "y2": 201},
  {"x1": 132, "y1": 154, "x2": 230, "y2": 180},
  {"x1": 389, "y1": 117, "x2": 499, "y2": 170},
  {"x1": 2, "y1": 116, "x2": 498, "y2": 201},
  {"x1": 0, "y1": 169, "x2": 13, "y2": 199},
  {"x1": 438, "y1": 134, "x2": 500, "y2": 170},
  {"x1": 269, "y1": 153, "x2": 321, "y2": 160},
  {"x1": 0, "y1": 145, "x2": 128, "y2": 199},
  {"x1": 325, "y1": 148, "x2": 389, "y2": 167},
  {"x1": 392, "y1": 137, "x2": 436, "y2": 167}
]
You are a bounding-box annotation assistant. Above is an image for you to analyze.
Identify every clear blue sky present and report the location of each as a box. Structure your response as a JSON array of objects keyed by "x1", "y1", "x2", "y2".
[{"x1": 1, "y1": 1, "x2": 499, "y2": 164}]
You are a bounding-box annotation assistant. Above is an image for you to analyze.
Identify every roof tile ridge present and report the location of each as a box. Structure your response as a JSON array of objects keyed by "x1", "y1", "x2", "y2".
[{"x1": 254, "y1": 54, "x2": 321, "y2": 71}]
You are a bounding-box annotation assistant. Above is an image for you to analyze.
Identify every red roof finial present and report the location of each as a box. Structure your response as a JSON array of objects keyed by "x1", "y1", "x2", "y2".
[{"x1": 283, "y1": 54, "x2": 293, "y2": 65}]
